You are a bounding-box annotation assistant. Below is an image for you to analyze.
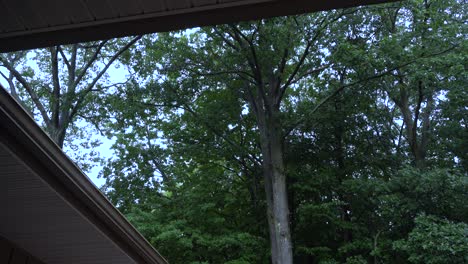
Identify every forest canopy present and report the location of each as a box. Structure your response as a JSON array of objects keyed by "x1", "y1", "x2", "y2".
[{"x1": 0, "y1": 0, "x2": 466, "y2": 263}]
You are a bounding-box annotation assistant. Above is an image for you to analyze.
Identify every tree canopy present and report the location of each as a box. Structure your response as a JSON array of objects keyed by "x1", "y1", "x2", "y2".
[{"x1": 1, "y1": 0, "x2": 466, "y2": 263}]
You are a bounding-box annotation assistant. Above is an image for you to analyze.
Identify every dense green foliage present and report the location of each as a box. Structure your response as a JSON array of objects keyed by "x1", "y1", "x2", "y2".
[
  {"x1": 393, "y1": 214, "x2": 468, "y2": 264},
  {"x1": 100, "y1": 0, "x2": 466, "y2": 262},
  {"x1": 2, "y1": 0, "x2": 467, "y2": 263}
]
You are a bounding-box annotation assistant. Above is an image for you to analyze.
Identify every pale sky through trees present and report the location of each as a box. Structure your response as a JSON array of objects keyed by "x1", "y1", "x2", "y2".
[{"x1": 0, "y1": 59, "x2": 128, "y2": 187}]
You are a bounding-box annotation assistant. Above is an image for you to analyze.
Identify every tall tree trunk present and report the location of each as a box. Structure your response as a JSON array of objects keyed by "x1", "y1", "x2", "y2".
[
  {"x1": 47, "y1": 126, "x2": 67, "y2": 148},
  {"x1": 257, "y1": 107, "x2": 293, "y2": 264},
  {"x1": 392, "y1": 82, "x2": 433, "y2": 169},
  {"x1": 333, "y1": 95, "x2": 353, "y2": 249}
]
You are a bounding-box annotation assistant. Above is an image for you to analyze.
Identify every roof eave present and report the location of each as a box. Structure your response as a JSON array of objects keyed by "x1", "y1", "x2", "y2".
[
  {"x1": 0, "y1": 0, "x2": 397, "y2": 52},
  {"x1": 0, "y1": 86, "x2": 167, "y2": 264}
]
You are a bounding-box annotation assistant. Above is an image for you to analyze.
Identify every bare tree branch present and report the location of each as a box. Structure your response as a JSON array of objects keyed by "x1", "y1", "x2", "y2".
[
  {"x1": 213, "y1": 27, "x2": 239, "y2": 51},
  {"x1": 0, "y1": 55, "x2": 51, "y2": 125},
  {"x1": 50, "y1": 46, "x2": 62, "y2": 127},
  {"x1": 0, "y1": 71, "x2": 20, "y2": 101},
  {"x1": 73, "y1": 40, "x2": 109, "y2": 87},
  {"x1": 57, "y1": 46, "x2": 72, "y2": 72},
  {"x1": 278, "y1": 40, "x2": 313, "y2": 102},
  {"x1": 69, "y1": 36, "x2": 143, "y2": 123}
]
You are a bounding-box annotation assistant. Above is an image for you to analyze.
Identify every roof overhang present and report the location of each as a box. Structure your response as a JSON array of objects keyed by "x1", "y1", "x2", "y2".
[
  {"x1": 0, "y1": 0, "x2": 395, "y2": 52},
  {"x1": 0, "y1": 86, "x2": 167, "y2": 263}
]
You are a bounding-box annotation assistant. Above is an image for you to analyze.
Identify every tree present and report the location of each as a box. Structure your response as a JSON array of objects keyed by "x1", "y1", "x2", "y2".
[
  {"x1": 0, "y1": 37, "x2": 141, "y2": 148},
  {"x1": 393, "y1": 214, "x2": 468, "y2": 264},
  {"x1": 368, "y1": 0, "x2": 467, "y2": 169},
  {"x1": 125, "y1": 13, "x2": 349, "y2": 263},
  {"x1": 97, "y1": 0, "x2": 467, "y2": 263}
]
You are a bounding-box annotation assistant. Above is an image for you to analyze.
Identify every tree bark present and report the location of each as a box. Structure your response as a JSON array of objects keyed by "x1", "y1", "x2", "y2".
[
  {"x1": 256, "y1": 106, "x2": 293, "y2": 264},
  {"x1": 392, "y1": 81, "x2": 433, "y2": 169},
  {"x1": 333, "y1": 94, "x2": 353, "y2": 248}
]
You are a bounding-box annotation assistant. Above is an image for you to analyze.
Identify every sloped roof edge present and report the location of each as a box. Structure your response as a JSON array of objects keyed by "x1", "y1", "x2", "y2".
[{"x1": 0, "y1": 86, "x2": 167, "y2": 264}]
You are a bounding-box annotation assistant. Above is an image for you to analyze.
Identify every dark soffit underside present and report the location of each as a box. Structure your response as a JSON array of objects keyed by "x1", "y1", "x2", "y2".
[
  {"x1": 0, "y1": 0, "x2": 395, "y2": 52},
  {"x1": 0, "y1": 142, "x2": 137, "y2": 264}
]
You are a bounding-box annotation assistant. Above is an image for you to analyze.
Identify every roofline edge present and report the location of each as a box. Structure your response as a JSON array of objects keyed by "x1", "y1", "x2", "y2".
[{"x1": 0, "y1": 86, "x2": 167, "y2": 264}]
